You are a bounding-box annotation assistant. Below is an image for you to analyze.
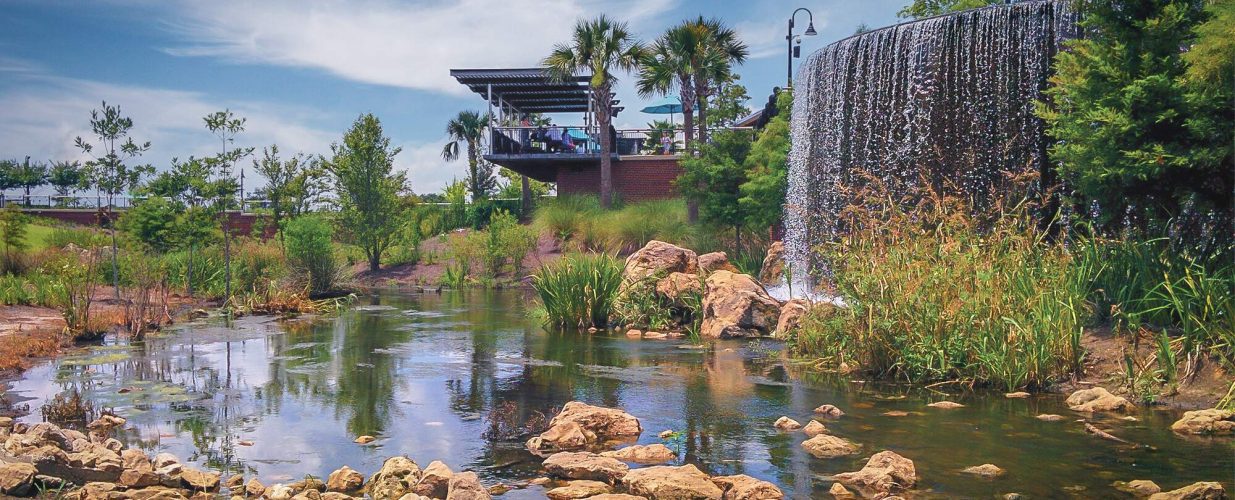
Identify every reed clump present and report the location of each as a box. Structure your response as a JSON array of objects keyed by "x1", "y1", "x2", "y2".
[{"x1": 531, "y1": 253, "x2": 624, "y2": 329}]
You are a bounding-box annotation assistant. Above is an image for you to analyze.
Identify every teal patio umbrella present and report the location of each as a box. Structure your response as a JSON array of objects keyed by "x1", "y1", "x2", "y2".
[{"x1": 640, "y1": 96, "x2": 683, "y2": 126}]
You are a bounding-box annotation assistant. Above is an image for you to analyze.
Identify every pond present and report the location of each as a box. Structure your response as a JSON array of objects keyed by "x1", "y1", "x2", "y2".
[{"x1": 5, "y1": 290, "x2": 1233, "y2": 498}]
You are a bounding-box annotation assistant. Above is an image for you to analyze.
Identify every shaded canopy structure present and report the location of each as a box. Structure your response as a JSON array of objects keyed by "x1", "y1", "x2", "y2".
[{"x1": 449, "y1": 68, "x2": 621, "y2": 116}]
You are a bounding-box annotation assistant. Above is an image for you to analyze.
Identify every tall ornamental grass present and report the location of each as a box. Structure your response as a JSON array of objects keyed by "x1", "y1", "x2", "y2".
[
  {"x1": 792, "y1": 173, "x2": 1090, "y2": 390},
  {"x1": 532, "y1": 195, "x2": 691, "y2": 253},
  {"x1": 531, "y1": 253, "x2": 623, "y2": 329}
]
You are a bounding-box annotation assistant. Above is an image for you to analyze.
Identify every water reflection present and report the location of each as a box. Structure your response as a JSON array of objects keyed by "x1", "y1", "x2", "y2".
[{"x1": 6, "y1": 290, "x2": 1233, "y2": 497}]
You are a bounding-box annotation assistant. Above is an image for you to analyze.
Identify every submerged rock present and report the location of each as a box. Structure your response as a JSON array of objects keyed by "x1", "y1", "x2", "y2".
[
  {"x1": 773, "y1": 416, "x2": 801, "y2": 431},
  {"x1": 814, "y1": 405, "x2": 845, "y2": 418},
  {"x1": 1066, "y1": 387, "x2": 1134, "y2": 413},
  {"x1": 711, "y1": 474, "x2": 783, "y2": 499},
  {"x1": 1147, "y1": 482, "x2": 1226, "y2": 500},
  {"x1": 1036, "y1": 414, "x2": 1067, "y2": 422},
  {"x1": 926, "y1": 401, "x2": 964, "y2": 409},
  {"x1": 1114, "y1": 479, "x2": 1162, "y2": 497},
  {"x1": 1005, "y1": 392, "x2": 1031, "y2": 399},
  {"x1": 759, "y1": 241, "x2": 785, "y2": 283},
  {"x1": 700, "y1": 271, "x2": 781, "y2": 338},
  {"x1": 960, "y1": 464, "x2": 1005, "y2": 478},
  {"x1": 1171, "y1": 409, "x2": 1235, "y2": 436},
  {"x1": 542, "y1": 452, "x2": 629, "y2": 484},
  {"x1": 622, "y1": 464, "x2": 723, "y2": 500},
  {"x1": 445, "y1": 471, "x2": 490, "y2": 500},
  {"x1": 624, "y1": 241, "x2": 699, "y2": 284},
  {"x1": 545, "y1": 479, "x2": 611, "y2": 499},
  {"x1": 832, "y1": 451, "x2": 917, "y2": 494},
  {"x1": 801, "y1": 434, "x2": 861, "y2": 459},
  {"x1": 828, "y1": 482, "x2": 855, "y2": 498},
  {"x1": 600, "y1": 444, "x2": 677, "y2": 464},
  {"x1": 527, "y1": 402, "x2": 642, "y2": 454},
  {"x1": 355, "y1": 435, "x2": 377, "y2": 444}
]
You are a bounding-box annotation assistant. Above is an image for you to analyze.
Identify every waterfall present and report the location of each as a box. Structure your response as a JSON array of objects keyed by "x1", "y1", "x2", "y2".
[{"x1": 782, "y1": 0, "x2": 1077, "y2": 295}]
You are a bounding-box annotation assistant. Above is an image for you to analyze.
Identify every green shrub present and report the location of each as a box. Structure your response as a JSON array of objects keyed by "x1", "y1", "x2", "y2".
[
  {"x1": 533, "y1": 195, "x2": 603, "y2": 242},
  {"x1": 231, "y1": 239, "x2": 286, "y2": 297},
  {"x1": 532, "y1": 253, "x2": 623, "y2": 329},
  {"x1": 483, "y1": 210, "x2": 537, "y2": 278},
  {"x1": 117, "y1": 197, "x2": 180, "y2": 252},
  {"x1": 285, "y1": 215, "x2": 344, "y2": 295}
]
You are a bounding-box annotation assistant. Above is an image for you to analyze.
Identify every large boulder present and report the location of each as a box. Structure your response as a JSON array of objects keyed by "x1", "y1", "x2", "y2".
[
  {"x1": 759, "y1": 242, "x2": 785, "y2": 284},
  {"x1": 122, "y1": 449, "x2": 153, "y2": 472},
  {"x1": 700, "y1": 271, "x2": 781, "y2": 338},
  {"x1": 445, "y1": 471, "x2": 490, "y2": 500},
  {"x1": 832, "y1": 451, "x2": 916, "y2": 495},
  {"x1": 326, "y1": 466, "x2": 364, "y2": 493},
  {"x1": 622, "y1": 464, "x2": 723, "y2": 500},
  {"x1": 1171, "y1": 409, "x2": 1235, "y2": 436},
  {"x1": 367, "y1": 456, "x2": 422, "y2": 499},
  {"x1": 698, "y1": 252, "x2": 738, "y2": 276},
  {"x1": 527, "y1": 402, "x2": 641, "y2": 454},
  {"x1": 1066, "y1": 387, "x2": 1134, "y2": 413},
  {"x1": 711, "y1": 474, "x2": 784, "y2": 500},
  {"x1": 600, "y1": 444, "x2": 677, "y2": 465},
  {"x1": 774, "y1": 299, "x2": 811, "y2": 338},
  {"x1": 0, "y1": 463, "x2": 37, "y2": 496},
  {"x1": 180, "y1": 468, "x2": 220, "y2": 492},
  {"x1": 410, "y1": 460, "x2": 453, "y2": 498},
  {"x1": 1147, "y1": 482, "x2": 1226, "y2": 500},
  {"x1": 542, "y1": 452, "x2": 629, "y2": 484},
  {"x1": 545, "y1": 479, "x2": 612, "y2": 499},
  {"x1": 624, "y1": 241, "x2": 698, "y2": 284},
  {"x1": 801, "y1": 434, "x2": 861, "y2": 459},
  {"x1": 656, "y1": 272, "x2": 703, "y2": 306}
]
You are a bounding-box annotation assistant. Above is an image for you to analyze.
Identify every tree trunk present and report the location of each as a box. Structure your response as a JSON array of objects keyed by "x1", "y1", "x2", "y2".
[
  {"x1": 680, "y1": 81, "x2": 699, "y2": 223},
  {"x1": 187, "y1": 243, "x2": 194, "y2": 297},
  {"x1": 520, "y1": 174, "x2": 531, "y2": 220},
  {"x1": 597, "y1": 90, "x2": 614, "y2": 209},
  {"x1": 697, "y1": 90, "x2": 710, "y2": 146},
  {"x1": 369, "y1": 250, "x2": 380, "y2": 272},
  {"x1": 223, "y1": 211, "x2": 232, "y2": 300},
  {"x1": 110, "y1": 227, "x2": 119, "y2": 299}
]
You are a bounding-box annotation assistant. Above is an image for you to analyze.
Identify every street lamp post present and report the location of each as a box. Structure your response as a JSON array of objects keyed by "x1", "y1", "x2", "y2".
[{"x1": 787, "y1": 7, "x2": 818, "y2": 88}]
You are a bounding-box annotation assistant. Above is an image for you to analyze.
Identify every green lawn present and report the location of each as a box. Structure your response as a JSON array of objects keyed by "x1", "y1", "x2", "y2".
[{"x1": 23, "y1": 224, "x2": 56, "y2": 251}]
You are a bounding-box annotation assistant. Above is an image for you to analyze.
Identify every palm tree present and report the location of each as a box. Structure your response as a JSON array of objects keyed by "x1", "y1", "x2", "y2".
[
  {"x1": 689, "y1": 17, "x2": 748, "y2": 146},
  {"x1": 544, "y1": 15, "x2": 645, "y2": 209},
  {"x1": 637, "y1": 23, "x2": 701, "y2": 156},
  {"x1": 442, "y1": 110, "x2": 496, "y2": 202}
]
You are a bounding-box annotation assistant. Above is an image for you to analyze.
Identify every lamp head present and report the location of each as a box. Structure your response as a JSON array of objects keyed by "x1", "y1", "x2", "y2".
[{"x1": 805, "y1": 22, "x2": 817, "y2": 36}]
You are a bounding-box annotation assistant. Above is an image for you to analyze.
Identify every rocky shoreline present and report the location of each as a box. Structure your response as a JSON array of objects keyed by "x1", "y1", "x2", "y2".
[{"x1": 1, "y1": 396, "x2": 1231, "y2": 499}]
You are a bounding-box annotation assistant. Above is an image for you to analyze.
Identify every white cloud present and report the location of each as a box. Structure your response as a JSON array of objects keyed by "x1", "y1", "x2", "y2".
[{"x1": 160, "y1": 0, "x2": 678, "y2": 95}]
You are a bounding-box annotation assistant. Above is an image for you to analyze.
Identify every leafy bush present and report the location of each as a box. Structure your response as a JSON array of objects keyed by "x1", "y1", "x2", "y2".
[
  {"x1": 792, "y1": 173, "x2": 1089, "y2": 390},
  {"x1": 284, "y1": 215, "x2": 344, "y2": 295},
  {"x1": 532, "y1": 253, "x2": 624, "y2": 329},
  {"x1": 117, "y1": 196, "x2": 180, "y2": 252},
  {"x1": 483, "y1": 210, "x2": 536, "y2": 278}
]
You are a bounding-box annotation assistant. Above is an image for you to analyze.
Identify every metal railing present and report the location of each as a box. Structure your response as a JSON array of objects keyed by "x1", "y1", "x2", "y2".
[
  {"x1": 0, "y1": 194, "x2": 270, "y2": 213},
  {"x1": 488, "y1": 126, "x2": 751, "y2": 157}
]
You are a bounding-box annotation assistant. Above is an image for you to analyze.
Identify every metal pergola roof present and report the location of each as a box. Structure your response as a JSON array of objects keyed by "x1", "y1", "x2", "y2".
[{"x1": 450, "y1": 67, "x2": 621, "y2": 114}]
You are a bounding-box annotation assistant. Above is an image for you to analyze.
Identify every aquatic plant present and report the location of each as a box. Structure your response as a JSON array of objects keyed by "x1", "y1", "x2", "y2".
[
  {"x1": 40, "y1": 389, "x2": 97, "y2": 429},
  {"x1": 531, "y1": 253, "x2": 624, "y2": 329},
  {"x1": 793, "y1": 171, "x2": 1089, "y2": 390}
]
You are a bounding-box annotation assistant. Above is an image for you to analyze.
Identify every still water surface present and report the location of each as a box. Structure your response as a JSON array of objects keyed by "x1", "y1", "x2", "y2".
[{"x1": 7, "y1": 290, "x2": 1234, "y2": 498}]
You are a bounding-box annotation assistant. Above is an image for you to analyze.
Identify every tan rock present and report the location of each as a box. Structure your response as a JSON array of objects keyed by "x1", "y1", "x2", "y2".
[
  {"x1": 1036, "y1": 414, "x2": 1067, "y2": 422},
  {"x1": 622, "y1": 464, "x2": 722, "y2": 500},
  {"x1": 527, "y1": 421, "x2": 597, "y2": 454},
  {"x1": 122, "y1": 449, "x2": 153, "y2": 472},
  {"x1": 542, "y1": 452, "x2": 629, "y2": 483},
  {"x1": 774, "y1": 299, "x2": 810, "y2": 338},
  {"x1": 960, "y1": 464, "x2": 1005, "y2": 477},
  {"x1": 121, "y1": 469, "x2": 163, "y2": 488},
  {"x1": 354, "y1": 435, "x2": 376, "y2": 444},
  {"x1": 773, "y1": 416, "x2": 801, "y2": 431},
  {"x1": 1114, "y1": 480, "x2": 1162, "y2": 497},
  {"x1": 181, "y1": 468, "x2": 221, "y2": 492},
  {"x1": 832, "y1": 451, "x2": 916, "y2": 494},
  {"x1": 267, "y1": 484, "x2": 294, "y2": 500},
  {"x1": 758, "y1": 241, "x2": 784, "y2": 283},
  {"x1": 411, "y1": 460, "x2": 453, "y2": 498},
  {"x1": 87, "y1": 414, "x2": 127, "y2": 431},
  {"x1": 584, "y1": 495, "x2": 647, "y2": 500},
  {"x1": 624, "y1": 241, "x2": 698, "y2": 284},
  {"x1": 1066, "y1": 387, "x2": 1134, "y2": 413},
  {"x1": 1005, "y1": 392, "x2": 1031, "y2": 399},
  {"x1": 711, "y1": 474, "x2": 783, "y2": 499},
  {"x1": 367, "y1": 456, "x2": 421, "y2": 499},
  {"x1": 802, "y1": 420, "x2": 827, "y2": 437},
  {"x1": 545, "y1": 479, "x2": 611, "y2": 499},
  {"x1": 292, "y1": 477, "x2": 326, "y2": 493},
  {"x1": 246, "y1": 478, "x2": 267, "y2": 497},
  {"x1": 927, "y1": 401, "x2": 964, "y2": 409},
  {"x1": 1171, "y1": 409, "x2": 1235, "y2": 435},
  {"x1": 0, "y1": 463, "x2": 38, "y2": 496},
  {"x1": 327, "y1": 466, "x2": 364, "y2": 493},
  {"x1": 1147, "y1": 482, "x2": 1226, "y2": 500},
  {"x1": 153, "y1": 453, "x2": 180, "y2": 469},
  {"x1": 445, "y1": 471, "x2": 490, "y2": 500},
  {"x1": 600, "y1": 444, "x2": 677, "y2": 464},
  {"x1": 224, "y1": 474, "x2": 243, "y2": 490},
  {"x1": 801, "y1": 434, "x2": 861, "y2": 459},
  {"x1": 697, "y1": 252, "x2": 738, "y2": 275},
  {"x1": 700, "y1": 271, "x2": 781, "y2": 338},
  {"x1": 527, "y1": 402, "x2": 641, "y2": 454},
  {"x1": 828, "y1": 482, "x2": 854, "y2": 498},
  {"x1": 814, "y1": 405, "x2": 845, "y2": 418},
  {"x1": 655, "y1": 272, "x2": 703, "y2": 305}
]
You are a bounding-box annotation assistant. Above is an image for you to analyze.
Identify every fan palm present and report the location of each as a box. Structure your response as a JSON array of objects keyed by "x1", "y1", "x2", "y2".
[
  {"x1": 690, "y1": 17, "x2": 748, "y2": 146},
  {"x1": 543, "y1": 15, "x2": 645, "y2": 208},
  {"x1": 637, "y1": 24, "x2": 702, "y2": 156},
  {"x1": 442, "y1": 110, "x2": 496, "y2": 201}
]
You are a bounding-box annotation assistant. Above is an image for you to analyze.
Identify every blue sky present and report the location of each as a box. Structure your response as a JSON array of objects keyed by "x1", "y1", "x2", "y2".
[{"x1": 0, "y1": 0, "x2": 903, "y2": 195}]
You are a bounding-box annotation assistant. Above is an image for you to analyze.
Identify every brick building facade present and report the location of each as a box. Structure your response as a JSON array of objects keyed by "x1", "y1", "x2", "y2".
[{"x1": 555, "y1": 156, "x2": 683, "y2": 202}]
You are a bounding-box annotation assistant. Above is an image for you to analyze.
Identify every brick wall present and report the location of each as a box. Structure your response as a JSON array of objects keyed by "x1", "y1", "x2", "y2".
[
  {"x1": 22, "y1": 208, "x2": 275, "y2": 238},
  {"x1": 556, "y1": 156, "x2": 682, "y2": 202}
]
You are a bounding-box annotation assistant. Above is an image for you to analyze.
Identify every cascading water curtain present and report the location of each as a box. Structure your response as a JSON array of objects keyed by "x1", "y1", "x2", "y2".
[{"x1": 783, "y1": 0, "x2": 1078, "y2": 290}]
